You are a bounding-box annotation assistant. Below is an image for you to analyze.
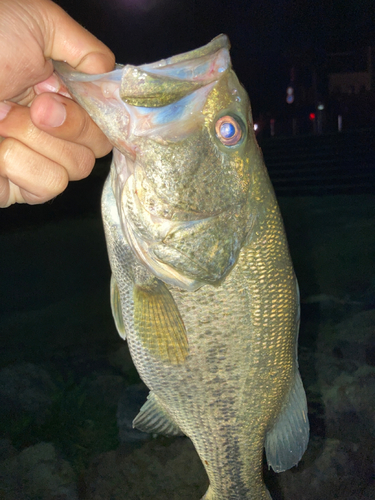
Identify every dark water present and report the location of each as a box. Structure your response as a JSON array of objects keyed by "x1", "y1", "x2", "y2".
[{"x1": 0, "y1": 138, "x2": 374, "y2": 499}]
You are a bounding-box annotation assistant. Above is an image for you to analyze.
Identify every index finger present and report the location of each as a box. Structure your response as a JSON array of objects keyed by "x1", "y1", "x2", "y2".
[{"x1": 30, "y1": 92, "x2": 112, "y2": 158}]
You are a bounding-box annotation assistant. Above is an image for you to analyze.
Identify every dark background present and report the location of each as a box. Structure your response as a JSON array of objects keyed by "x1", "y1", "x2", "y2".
[
  {"x1": 54, "y1": 0, "x2": 375, "y2": 119},
  {"x1": 0, "y1": 2, "x2": 374, "y2": 499}
]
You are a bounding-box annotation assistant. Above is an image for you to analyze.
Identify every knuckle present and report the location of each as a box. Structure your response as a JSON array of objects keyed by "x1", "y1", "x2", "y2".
[
  {"x1": 71, "y1": 108, "x2": 108, "y2": 154},
  {"x1": 60, "y1": 141, "x2": 95, "y2": 180},
  {"x1": 0, "y1": 105, "x2": 31, "y2": 139},
  {"x1": 98, "y1": 139, "x2": 113, "y2": 158},
  {"x1": 57, "y1": 100, "x2": 112, "y2": 157},
  {"x1": 79, "y1": 114, "x2": 101, "y2": 151},
  {"x1": 81, "y1": 113, "x2": 93, "y2": 139},
  {"x1": 67, "y1": 104, "x2": 92, "y2": 142},
  {"x1": 45, "y1": 165, "x2": 69, "y2": 195},
  {"x1": 0, "y1": 138, "x2": 69, "y2": 199},
  {"x1": 0, "y1": 138, "x2": 21, "y2": 168},
  {"x1": 74, "y1": 148, "x2": 96, "y2": 179}
]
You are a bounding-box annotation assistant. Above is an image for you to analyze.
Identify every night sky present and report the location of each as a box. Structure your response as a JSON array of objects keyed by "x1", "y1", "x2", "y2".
[{"x1": 55, "y1": 0, "x2": 374, "y2": 116}]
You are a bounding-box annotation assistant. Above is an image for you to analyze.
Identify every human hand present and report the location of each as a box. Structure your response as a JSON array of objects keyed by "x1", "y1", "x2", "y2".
[{"x1": 0, "y1": 0, "x2": 115, "y2": 207}]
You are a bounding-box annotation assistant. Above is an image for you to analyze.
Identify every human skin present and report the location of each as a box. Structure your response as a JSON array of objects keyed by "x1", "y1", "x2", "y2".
[{"x1": 0, "y1": 0, "x2": 115, "y2": 207}]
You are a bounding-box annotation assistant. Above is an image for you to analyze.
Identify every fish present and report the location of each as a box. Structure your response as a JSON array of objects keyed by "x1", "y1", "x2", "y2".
[{"x1": 54, "y1": 34, "x2": 309, "y2": 500}]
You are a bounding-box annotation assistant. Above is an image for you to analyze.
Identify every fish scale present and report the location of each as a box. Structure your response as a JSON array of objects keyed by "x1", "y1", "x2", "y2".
[
  {"x1": 102, "y1": 177, "x2": 299, "y2": 499},
  {"x1": 55, "y1": 34, "x2": 309, "y2": 500}
]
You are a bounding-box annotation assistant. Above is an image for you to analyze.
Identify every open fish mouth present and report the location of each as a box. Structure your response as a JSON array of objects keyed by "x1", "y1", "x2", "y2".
[
  {"x1": 118, "y1": 34, "x2": 231, "y2": 107},
  {"x1": 54, "y1": 34, "x2": 230, "y2": 107},
  {"x1": 53, "y1": 35, "x2": 231, "y2": 152}
]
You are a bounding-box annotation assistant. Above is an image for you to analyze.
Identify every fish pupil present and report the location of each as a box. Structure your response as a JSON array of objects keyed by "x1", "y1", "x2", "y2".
[
  {"x1": 220, "y1": 122, "x2": 235, "y2": 138},
  {"x1": 215, "y1": 115, "x2": 242, "y2": 146}
]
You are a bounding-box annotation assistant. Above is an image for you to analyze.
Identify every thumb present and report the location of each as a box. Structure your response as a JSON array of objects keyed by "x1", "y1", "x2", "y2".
[{"x1": 40, "y1": 0, "x2": 115, "y2": 74}]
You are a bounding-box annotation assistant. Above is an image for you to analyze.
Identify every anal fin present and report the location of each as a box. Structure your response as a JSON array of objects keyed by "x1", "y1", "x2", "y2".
[
  {"x1": 265, "y1": 370, "x2": 309, "y2": 472},
  {"x1": 133, "y1": 278, "x2": 189, "y2": 364},
  {"x1": 133, "y1": 391, "x2": 184, "y2": 436}
]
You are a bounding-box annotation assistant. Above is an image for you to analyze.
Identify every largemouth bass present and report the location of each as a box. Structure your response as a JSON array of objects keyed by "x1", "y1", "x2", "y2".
[{"x1": 54, "y1": 35, "x2": 309, "y2": 500}]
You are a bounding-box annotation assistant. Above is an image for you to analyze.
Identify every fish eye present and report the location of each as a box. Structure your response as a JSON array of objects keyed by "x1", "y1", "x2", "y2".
[{"x1": 215, "y1": 116, "x2": 242, "y2": 146}]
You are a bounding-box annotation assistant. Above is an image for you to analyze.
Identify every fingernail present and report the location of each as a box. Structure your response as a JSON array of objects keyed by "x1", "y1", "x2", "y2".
[
  {"x1": 41, "y1": 95, "x2": 67, "y2": 128},
  {"x1": 78, "y1": 52, "x2": 115, "y2": 74},
  {"x1": 34, "y1": 74, "x2": 60, "y2": 95},
  {"x1": 0, "y1": 102, "x2": 11, "y2": 121}
]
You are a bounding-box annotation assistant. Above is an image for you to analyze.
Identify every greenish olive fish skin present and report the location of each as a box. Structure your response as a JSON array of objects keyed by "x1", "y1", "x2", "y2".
[{"x1": 54, "y1": 35, "x2": 309, "y2": 499}]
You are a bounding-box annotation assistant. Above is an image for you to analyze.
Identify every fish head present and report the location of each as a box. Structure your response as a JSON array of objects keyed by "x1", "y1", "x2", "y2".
[{"x1": 54, "y1": 35, "x2": 266, "y2": 290}]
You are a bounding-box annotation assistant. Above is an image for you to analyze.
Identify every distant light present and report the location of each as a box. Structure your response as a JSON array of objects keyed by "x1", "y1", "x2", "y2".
[
  {"x1": 317, "y1": 103, "x2": 324, "y2": 110},
  {"x1": 254, "y1": 123, "x2": 259, "y2": 131},
  {"x1": 309, "y1": 112, "x2": 316, "y2": 121},
  {"x1": 286, "y1": 86, "x2": 294, "y2": 104}
]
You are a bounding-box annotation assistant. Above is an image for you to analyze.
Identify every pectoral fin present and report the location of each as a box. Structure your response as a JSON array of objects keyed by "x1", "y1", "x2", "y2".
[
  {"x1": 133, "y1": 391, "x2": 184, "y2": 436},
  {"x1": 133, "y1": 279, "x2": 189, "y2": 364},
  {"x1": 110, "y1": 275, "x2": 127, "y2": 340},
  {"x1": 265, "y1": 371, "x2": 309, "y2": 472}
]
